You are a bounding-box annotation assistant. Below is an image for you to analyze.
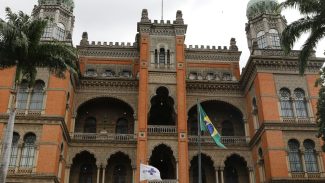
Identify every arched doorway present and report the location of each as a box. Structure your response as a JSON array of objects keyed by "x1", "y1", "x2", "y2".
[
  {"x1": 105, "y1": 152, "x2": 132, "y2": 183},
  {"x1": 148, "y1": 87, "x2": 176, "y2": 125},
  {"x1": 187, "y1": 101, "x2": 244, "y2": 136},
  {"x1": 75, "y1": 97, "x2": 134, "y2": 134},
  {"x1": 224, "y1": 154, "x2": 249, "y2": 183},
  {"x1": 70, "y1": 151, "x2": 97, "y2": 183},
  {"x1": 189, "y1": 154, "x2": 216, "y2": 183},
  {"x1": 149, "y1": 144, "x2": 176, "y2": 179}
]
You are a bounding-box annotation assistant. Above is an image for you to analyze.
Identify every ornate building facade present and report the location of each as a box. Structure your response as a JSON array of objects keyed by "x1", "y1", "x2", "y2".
[{"x1": 0, "y1": 0, "x2": 325, "y2": 183}]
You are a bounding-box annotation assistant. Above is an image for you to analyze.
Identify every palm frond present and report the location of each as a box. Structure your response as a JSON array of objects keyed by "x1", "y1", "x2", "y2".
[
  {"x1": 298, "y1": 26, "x2": 325, "y2": 74},
  {"x1": 281, "y1": 17, "x2": 317, "y2": 53},
  {"x1": 280, "y1": 0, "x2": 320, "y2": 15}
]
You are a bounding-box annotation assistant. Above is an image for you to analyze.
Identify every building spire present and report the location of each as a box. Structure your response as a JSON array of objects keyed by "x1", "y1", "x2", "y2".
[{"x1": 161, "y1": 0, "x2": 164, "y2": 20}]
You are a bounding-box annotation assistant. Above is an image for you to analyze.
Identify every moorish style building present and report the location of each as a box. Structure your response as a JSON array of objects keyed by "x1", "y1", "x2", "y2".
[{"x1": 1, "y1": 0, "x2": 325, "y2": 182}]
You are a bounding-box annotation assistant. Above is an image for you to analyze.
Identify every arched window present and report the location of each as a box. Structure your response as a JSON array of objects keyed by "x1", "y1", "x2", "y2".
[
  {"x1": 113, "y1": 165, "x2": 127, "y2": 183},
  {"x1": 42, "y1": 23, "x2": 53, "y2": 39},
  {"x1": 221, "y1": 120, "x2": 234, "y2": 136},
  {"x1": 84, "y1": 117, "x2": 97, "y2": 133},
  {"x1": 79, "y1": 164, "x2": 93, "y2": 183},
  {"x1": 16, "y1": 81, "x2": 29, "y2": 110},
  {"x1": 257, "y1": 31, "x2": 267, "y2": 48},
  {"x1": 85, "y1": 69, "x2": 97, "y2": 77},
  {"x1": 116, "y1": 118, "x2": 128, "y2": 134},
  {"x1": 20, "y1": 133, "x2": 36, "y2": 168},
  {"x1": 189, "y1": 72, "x2": 197, "y2": 80},
  {"x1": 303, "y1": 140, "x2": 318, "y2": 172},
  {"x1": 159, "y1": 48, "x2": 165, "y2": 64},
  {"x1": 280, "y1": 88, "x2": 294, "y2": 117},
  {"x1": 9, "y1": 132, "x2": 20, "y2": 167},
  {"x1": 269, "y1": 29, "x2": 281, "y2": 48},
  {"x1": 29, "y1": 80, "x2": 45, "y2": 110},
  {"x1": 167, "y1": 50, "x2": 171, "y2": 65},
  {"x1": 288, "y1": 139, "x2": 303, "y2": 172},
  {"x1": 294, "y1": 89, "x2": 308, "y2": 118},
  {"x1": 54, "y1": 23, "x2": 65, "y2": 41},
  {"x1": 154, "y1": 49, "x2": 158, "y2": 64}
]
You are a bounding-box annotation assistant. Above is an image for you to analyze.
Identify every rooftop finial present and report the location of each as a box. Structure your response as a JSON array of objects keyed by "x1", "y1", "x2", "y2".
[
  {"x1": 229, "y1": 38, "x2": 238, "y2": 51},
  {"x1": 141, "y1": 9, "x2": 150, "y2": 23},
  {"x1": 175, "y1": 10, "x2": 184, "y2": 24},
  {"x1": 161, "y1": 0, "x2": 164, "y2": 20}
]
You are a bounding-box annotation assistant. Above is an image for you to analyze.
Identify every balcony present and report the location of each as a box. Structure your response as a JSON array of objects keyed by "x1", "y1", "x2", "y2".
[
  {"x1": 148, "y1": 125, "x2": 177, "y2": 134},
  {"x1": 149, "y1": 180, "x2": 178, "y2": 183},
  {"x1": 188, "y1": 135, "x2": 249, "y2": 146},
  {"x1": 70, "y1": 133, "x2": 136, "y2": 143}
]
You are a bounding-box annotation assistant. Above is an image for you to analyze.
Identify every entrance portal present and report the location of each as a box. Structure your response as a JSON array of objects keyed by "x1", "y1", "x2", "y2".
[{"x1": 149, "y1": 144, "x2": 176, "y2": 179}]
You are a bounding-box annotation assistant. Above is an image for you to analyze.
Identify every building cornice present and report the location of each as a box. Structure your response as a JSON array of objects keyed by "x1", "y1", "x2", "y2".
[
  {"x1": 186, "y1": 81, "x2": 242, "y2": 95},
  {"x1": 77, "y1": 78, "x2": 139, "y2": 90}
]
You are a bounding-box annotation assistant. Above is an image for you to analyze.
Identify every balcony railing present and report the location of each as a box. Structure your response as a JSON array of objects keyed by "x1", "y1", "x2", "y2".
[
  {"x1": 188, "y1": 136, "x2": 249, "y2": 146},
  {"x1": 281, "y1": 117, "x2": 314, "y2": 123},
  {"x1": 148, "y1": 125, "x2": 177, "y2": 134},
  {"x1": 149, "y1": 180, "x2": 178, "y2": 183},
  {"x1": 70, "y1": 133, "x2": 136, "y2": 142}
]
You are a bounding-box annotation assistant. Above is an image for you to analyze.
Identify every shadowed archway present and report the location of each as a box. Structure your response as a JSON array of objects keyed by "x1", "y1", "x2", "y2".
[
  {"x1": 224, "y1": 154, "x2": 249, "y2": 183},
  {"x1": 189, "y1": 154, "x2": 216, "y2": 183},
  {"x1": 149, "y1": 144, "x2": 176, "y2": 179},
  {"x1": 70, "y1": 151, "x2": 97, "y2": 183}
]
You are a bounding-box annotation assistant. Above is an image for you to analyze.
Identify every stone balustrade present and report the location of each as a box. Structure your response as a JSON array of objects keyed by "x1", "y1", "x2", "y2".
[
  {"x1": 149, "y1": 179, "x2": 178, "y2": 183},
  {"x1": 188, "y1": 135, "x2": 249, "y2": 146},
  {"x1": 147, "y1": 125, "x2": 177, "y2": 134},
  {"x1": 70, "y1": 133, "x2": 136, "y2": 142}
]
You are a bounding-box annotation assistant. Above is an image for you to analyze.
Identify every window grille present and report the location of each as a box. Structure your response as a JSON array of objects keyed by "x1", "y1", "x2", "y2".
[
  {"x1": 20, "y1": 133, "x2": 36, "y2": 168},
  {"x1": 280, "y1": 88, "x2": 294, "y2": 117},
  {"x1": 294, "y1": 89, "x2": 308, "y2": 118},
  {"x1": 303, "y1": 140, "x2": 319, "y2": 172},
  {"x1": 288, "y1": 140, "x2": 303, "y2": 172},
  {"x1": 9, "y1": 132, "x2": 20, "y2": 167}
]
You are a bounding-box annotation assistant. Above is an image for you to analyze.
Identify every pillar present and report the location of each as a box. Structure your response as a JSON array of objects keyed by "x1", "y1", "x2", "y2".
[
  {"x1": 96, "y1": 166, "x2": 100, "y2": 183},
  {"x1": 249, "y1": 167, "x2": 255, "y2": 183},
  {"x1": 102, "y1": 167, "x2": 106, "y2": 183},
  {"x1": 64, "y1": 165, "x2": 70, "y2": 183},
  {"x1": 215, "y1": 168, "x2": 219, "y2": 183},
  {"x1": 317, "y1": 152, "x2": 325, "y2": 177},
  {"x1": 132, "y1": 167, "x2": 136, "y2": 183},
  {"x1": 244, "y1": 119, "x2": 250, "y2": 142},
  {"x1": 300, "y1": 151, "x2": 307, "y2": 178},
  {"x1": 219, "y1": 167, "x2": 224, "y2": 183}
]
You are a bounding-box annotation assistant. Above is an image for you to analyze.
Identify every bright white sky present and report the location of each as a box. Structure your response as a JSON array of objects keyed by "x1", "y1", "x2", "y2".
[{"x1": 0, "y1": 0, "x2": 324, "y2": 70}]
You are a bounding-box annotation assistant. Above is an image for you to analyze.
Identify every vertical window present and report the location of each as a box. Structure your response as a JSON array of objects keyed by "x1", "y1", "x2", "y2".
[
  {"x1": 288, "y1": 139, "x2": 303, "y2": 172},
  {"x1": 9, "y1": 132, "x2": 20, "y2": 167},
  {"x1": 79, "y1": 164, "x2": 93, "y2": 183},
  {"x1": 116, "y1": 118, "x2": 128, "y2": 134},
  {"x1": 29, "y1": 80, "x2": 45, "y2": 110},
  {"x1": 252, "y1": 97, "x2": 259, "y2": 131},
  {"x1": 303, "y1": 140, "x2": 318, "y2": 172},
  {"x1": 113, "y1": 165, "x2": 126, "y2": 183},
  {"x1": 84, "y1": 117, "x2": 97, "y2": 133},
  {"x1": 167, "y1": 50, "x2": 171, "y2": 65},
  {"x1": 159, "y1": 48, "x2": 165, "y2": 64},
  {"x1": 294, "y1": 89, "x2": 308, "y2": 118},
  {"x1": 257, "y1": 31, "x2": 267, "y2": 49},
  {"x1": 269, "y1": 29, "x2": 281, "y2": 48},
  {"x1": 221, "y1": 120, "x2": 234, "y2": 136},
  {"x1": 54, "y1": 23, "x2": 65, "y2": 41},
  {"x1": 20, "y1": 133, "x2": 36, "y2": 168},
  {"x1": 16, "y1": 81, "x2": 29, "y2": 110},
  {"x1": 280, "y1": 88, "x2": 294, "y2": 117},
  {"x1": 42, "y1": 25, "x2": 53, "y2": 39},
  {"x1": 154, "y1": 49, "x2": 158, "y2": 64}
]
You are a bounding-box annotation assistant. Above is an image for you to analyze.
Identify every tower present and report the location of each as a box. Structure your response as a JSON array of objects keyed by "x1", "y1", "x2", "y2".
[
  {"x1": 245, "y1": 0, "x2": 286, "y2": 51},
  {"x1": 32, "y1": 0, "x2": 75, "y2": 43}
]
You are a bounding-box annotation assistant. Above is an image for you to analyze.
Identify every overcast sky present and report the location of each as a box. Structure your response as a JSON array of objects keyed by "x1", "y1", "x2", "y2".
[{"x1": 1, "y1": 0, "x2": 324, "y2": 70}]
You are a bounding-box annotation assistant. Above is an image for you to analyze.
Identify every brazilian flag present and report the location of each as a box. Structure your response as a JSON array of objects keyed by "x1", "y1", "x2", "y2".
[{"x1": 198, "y1": 103, "x2": 226, "y2": 149}]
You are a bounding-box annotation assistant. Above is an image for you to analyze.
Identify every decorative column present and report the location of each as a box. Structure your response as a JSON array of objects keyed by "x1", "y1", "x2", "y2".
[
  {"x1": 96, "y1": 165, "x2": 101, "y2": 183},
  {"x1": 243, "y1": 119, "x2": 250, "y2": 142},
  {"x1": 219, "y1": 167, "x2": 224, "y2": 183},
  {"x1": 248, "y1": 167, "x2": 255, "y2": 183},
  {"x1": 132, "y1": 167, "x2": 136, "y2": 183},
  {"x1": 64, "y1": 165, "x2": 71, "y2": 183},
  {"x1": 215, "y1": 167, "x2": 219, "y2": 183},
  {"x1": 70, "y1": 115, "x2": 76, "y2": 133},
  {"x1": 102, "y1": 167, "x2": 106, "y2": 183},
  {"x1": 300, "y1": 151, "x2": 307, "y2": 178},
  {"x1": 176, "y1": 161, "x2": 179, "y2": 180}
]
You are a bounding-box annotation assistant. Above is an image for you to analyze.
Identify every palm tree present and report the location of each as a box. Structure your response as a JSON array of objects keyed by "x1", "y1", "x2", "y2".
[
  {"x1": 280, "y1": 0, "x2": 325, "y2": 74},
  {"x1": 0, "y1": 7, "x2": 77, "y2": 181}
]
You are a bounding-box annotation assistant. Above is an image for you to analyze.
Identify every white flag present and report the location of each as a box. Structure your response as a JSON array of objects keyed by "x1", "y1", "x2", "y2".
[{"x1": 140, "y1": 163, "x2": 162, "y2": 181}]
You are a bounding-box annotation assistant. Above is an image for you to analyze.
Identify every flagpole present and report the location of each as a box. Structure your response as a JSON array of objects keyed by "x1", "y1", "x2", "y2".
[{"x1": 197, "y1": 99, "x2": 202, "y2": 183}]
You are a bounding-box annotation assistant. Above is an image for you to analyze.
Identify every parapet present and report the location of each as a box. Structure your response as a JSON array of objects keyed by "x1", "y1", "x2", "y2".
[
  {"x1": 186, "y1": 38, "x2": 239, "y2": 52},
  {"x1": 79, "y1": 32, "x2": 135, "y2": 48}
]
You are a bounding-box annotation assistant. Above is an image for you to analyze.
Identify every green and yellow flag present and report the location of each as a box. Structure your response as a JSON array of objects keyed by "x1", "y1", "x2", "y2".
[{"x1": 198, "y1": 103, "x2": 226, "y2": 149}]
